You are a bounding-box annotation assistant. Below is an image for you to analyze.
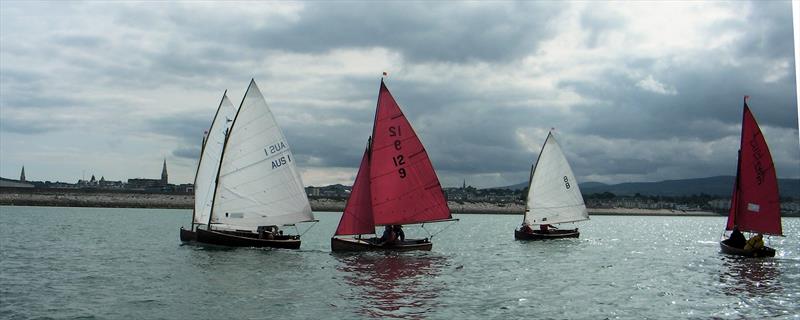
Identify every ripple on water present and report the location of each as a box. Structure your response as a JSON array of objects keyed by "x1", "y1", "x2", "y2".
[{"x1": 0, "y1": 208, "x2": 798, "y2": 319}]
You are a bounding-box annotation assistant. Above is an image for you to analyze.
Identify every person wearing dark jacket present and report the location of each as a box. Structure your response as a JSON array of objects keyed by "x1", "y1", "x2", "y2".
[
  {"x1": 727, "y1": 225, "x2": 746, "y2": 249},
  {"x1": 393, "y1": 225, "x2": 405, "y2": 242}
]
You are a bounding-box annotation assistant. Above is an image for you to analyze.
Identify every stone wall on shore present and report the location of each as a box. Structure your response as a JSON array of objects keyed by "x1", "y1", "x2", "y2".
[{"x1": 0, "y1": 188, "x2": 727, "y2": 216}]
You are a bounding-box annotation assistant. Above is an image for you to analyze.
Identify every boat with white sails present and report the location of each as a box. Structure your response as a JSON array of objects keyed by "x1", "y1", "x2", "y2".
[
  {"x1": 515, "y1": 131, "x2": 589, "y2": 240},
  {"x1": 190, "y1": 79, "x2": 315, "y2": 249},
  {"x1": 180, "y1": 91, "x2": 238, "y2": 242}
]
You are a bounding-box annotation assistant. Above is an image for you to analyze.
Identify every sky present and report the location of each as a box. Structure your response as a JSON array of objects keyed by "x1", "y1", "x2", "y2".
[{"x1": 1, "y1": 1, "x2": 798, "y2": 189}]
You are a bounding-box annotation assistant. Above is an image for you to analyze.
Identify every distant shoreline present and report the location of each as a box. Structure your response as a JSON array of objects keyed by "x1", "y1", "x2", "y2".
[{"x1": 2, "y1": 188, "x2": 797, "y2": 217}]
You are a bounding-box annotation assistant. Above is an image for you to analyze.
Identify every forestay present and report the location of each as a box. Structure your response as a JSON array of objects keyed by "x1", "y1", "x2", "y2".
[
  {"x1": 211, "y1": 80, "x2": 313, "y2": 231},
  {"x1": 524, "y1": 132, "x2": 589, "y2": 225},
  {"x1": 193, "y1": 93, "x2": 238, "y2": 226}
]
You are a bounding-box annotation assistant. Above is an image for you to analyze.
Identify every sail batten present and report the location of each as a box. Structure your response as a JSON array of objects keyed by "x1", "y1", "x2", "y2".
[
  {"x1": 210, "y1": 80, "x2": 313, "y2": 232},
  {"x1": 524, "y1": 132, "x2": 589, "y2": 226}
]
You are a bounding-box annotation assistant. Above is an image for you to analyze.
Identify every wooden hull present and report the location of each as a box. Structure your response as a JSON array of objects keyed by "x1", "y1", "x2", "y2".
[
  {"x1": 514, "y1": 228, "x2": 579, "y2": 240},
  {"x1": 720, "y1": 240, "x2": 775, "y2": 258},
  {"x1": 196, "y1": 228, "x2": 301, "y2": 249},
  {"x1": 331, "y1": 237, "x2": 432, "y2": 252},
  {"x1": 179, "y1": 227, "x2": 196, "y2": 242}
]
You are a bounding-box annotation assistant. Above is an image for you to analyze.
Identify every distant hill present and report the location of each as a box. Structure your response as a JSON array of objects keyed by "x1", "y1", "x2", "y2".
[
  {"x1": 490, "y1": 176, "x2": 800, "y2": 197},
  {"x1": 582, "y1": 176, "x2": 800, "y2": 197}
]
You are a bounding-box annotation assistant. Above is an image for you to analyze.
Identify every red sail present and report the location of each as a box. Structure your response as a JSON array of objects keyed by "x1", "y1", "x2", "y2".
[
  {"x1": 335, "y1": 148, "x2": 375, "y2": 236},
  {"x1": 369, "y1": 80, "x2": 451, "y2": 225},
  {"x1": 726, "y1": 99, "x2": 782, "y2": 235}
]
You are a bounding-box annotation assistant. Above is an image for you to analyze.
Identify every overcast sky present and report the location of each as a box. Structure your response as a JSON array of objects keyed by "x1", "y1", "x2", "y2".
[{"x1": 1, "y1": 1, "x2": 798, "y2": 188}]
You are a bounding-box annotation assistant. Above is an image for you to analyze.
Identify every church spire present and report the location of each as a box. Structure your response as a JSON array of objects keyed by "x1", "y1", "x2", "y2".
[
  {"x1": 161, "y1": 159, "x2": 168, "y2": 185},
  {"x1": 20, "y1": 166, "x2": 26, "y2": 182}
]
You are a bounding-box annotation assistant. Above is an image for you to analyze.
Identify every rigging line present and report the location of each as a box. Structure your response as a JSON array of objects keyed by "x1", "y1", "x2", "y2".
[
  {"x1": 427, "y1": 219, "x2": 458, "y2": 240},
  {"x1": 299, "y1": 220, "x2": 319, "y2": 237}
]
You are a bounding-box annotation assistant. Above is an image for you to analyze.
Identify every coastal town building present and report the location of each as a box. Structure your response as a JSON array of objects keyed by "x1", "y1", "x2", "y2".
[{"x1": 126, "y1": 159, "x2": 170, "y2": 191}]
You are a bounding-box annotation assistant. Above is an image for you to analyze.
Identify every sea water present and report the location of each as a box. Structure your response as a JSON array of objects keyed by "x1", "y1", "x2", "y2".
[{"x1": 1, "y1": 206, "x2": 797, "y2": 319}]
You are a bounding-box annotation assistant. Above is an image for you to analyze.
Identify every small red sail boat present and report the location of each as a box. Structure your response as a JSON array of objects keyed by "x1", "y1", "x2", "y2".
[
  {"x1": 720, "y1": 96, "x2": 782, "y2": 257},
  {"x1": 331, "y1": 79, "x2": 456, "y2": 252}
]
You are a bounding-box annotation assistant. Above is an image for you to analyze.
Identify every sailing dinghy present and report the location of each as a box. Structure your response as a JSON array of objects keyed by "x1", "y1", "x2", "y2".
[
  {"x1": 194, "y1": 79, "x2": 315, "y2": 249},
  {"x1": 720, "y1": 97, "x2": 782, "y2": 257},
  {"x1": 331, "y1": 79, "x2": 456, "y2": 252},
  {"x1": 180, "y1": 91, "x2": 238, "y2": 242},
  {"x1": 515, "y1": 131, "x2": 589, "y2": 240}
]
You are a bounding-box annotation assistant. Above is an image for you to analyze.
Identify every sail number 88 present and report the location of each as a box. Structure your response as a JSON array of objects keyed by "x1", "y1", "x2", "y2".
[{"x1": 563, "y1": 176, "x2": 570, "y2": 189}]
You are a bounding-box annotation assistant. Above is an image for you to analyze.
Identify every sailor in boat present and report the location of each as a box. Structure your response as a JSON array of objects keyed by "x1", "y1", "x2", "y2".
[
  {"x1": 393, "y1": 225, "x2": 405, "y2": 243},
  {"x1": 377, "y1": 225, "x2": 397, "y2": 245},
  {"x1": 520, "y1": 222, "x2": 533, "y2": 233},
  {"x1": 726, "y1": 225, "x2": 747, "y2": 249},
  {"x1": 258, "y1": 225, "x2": 280, "y2": 240},
  {"x1": 539, "y1": 224, "x2": 557, "y2": 234},
  {"x1": 744, "y1": 234, "x2": 764, "y2": 252}
]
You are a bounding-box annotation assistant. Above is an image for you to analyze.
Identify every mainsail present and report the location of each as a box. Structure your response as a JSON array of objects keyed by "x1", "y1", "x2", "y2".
[
  {"x1": 369, "y1": 80, "x2": 451, "y2": 226},
  {"x1": 210, "y1": 79, "x2": 313, "y2": 231},
  {"x1": 725, "y1": 98, "x2": 782, "y2": 236},
  {"x1": 193, "y1": 92, "x2": 238, "y2": 227},
  {"x1": 524, "y1": 132, "x2": 589, "y2": 225},
  {"x1": 334, "y1": 146, "x2": 375, "y2": 236}
]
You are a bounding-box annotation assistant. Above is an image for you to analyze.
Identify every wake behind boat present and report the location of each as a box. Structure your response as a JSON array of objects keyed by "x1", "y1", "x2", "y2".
[
  {"x1": 331, "y1": 78, "x2": 456, "y2": 252},
  {"x1": 720, "y1": 97, "x2": 782, "y2": 257},
  {"x1": 188, "y1": 79, "x2": 315, "y2": 248},
  {"x1": 515, "y1": 131, "x2": 588, "y2": 240}
]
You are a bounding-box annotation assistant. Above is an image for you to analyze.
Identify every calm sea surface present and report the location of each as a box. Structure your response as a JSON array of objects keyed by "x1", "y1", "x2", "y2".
[{"x1": 1, "y1": 206, "x2": 798, "y2": 319}]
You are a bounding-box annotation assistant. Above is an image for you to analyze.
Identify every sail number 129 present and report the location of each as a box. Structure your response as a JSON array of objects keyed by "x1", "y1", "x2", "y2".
[{"x1": 389, "y1": 125, "x2": 406, "y2": 179}]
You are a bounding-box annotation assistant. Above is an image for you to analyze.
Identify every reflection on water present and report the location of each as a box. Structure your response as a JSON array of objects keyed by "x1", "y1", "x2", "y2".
[
  {"x1": 719, "y1": 256, "x2": 782, "y2": 296},
  {"x1": 334, "y1": 253, "x2": 447, "y2": 319}
]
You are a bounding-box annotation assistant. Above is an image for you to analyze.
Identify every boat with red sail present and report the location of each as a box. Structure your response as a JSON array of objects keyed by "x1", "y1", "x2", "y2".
[
  {"x1": 331, "y1": 78, "x2": 456, "y2": 252},
  {"x1": 720, "y1": 96, "x2": 782, "y2": 257}
]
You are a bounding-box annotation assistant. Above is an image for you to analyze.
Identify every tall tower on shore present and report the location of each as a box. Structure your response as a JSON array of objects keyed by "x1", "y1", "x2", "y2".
[
  {"x1": 20, "y1": 166, "x2": 26, "y2": 182},
  {"x1": 161, "y1": 159, "x2": 168, "y2": 185}
]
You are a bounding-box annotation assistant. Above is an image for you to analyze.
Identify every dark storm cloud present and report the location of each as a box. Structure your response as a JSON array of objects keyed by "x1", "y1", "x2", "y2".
[
  {"x1": 1, "y1": 1, "x2": 797, "y2": 185},
  {"x1": 728, "y1": 1, "x2": 795, "y2": 61},
  {"x1": 562, "y1": 58, "x2": 796, "y2": 142},
  {"x1": 157, "y1": 2, "x2": 565, "y2": 64},
  {"x1": 147, "y1": 114, "x2": 210, "y2": 145},
  {"x1": 173, "y1": 146, "x2": 201, "y2": 160}
]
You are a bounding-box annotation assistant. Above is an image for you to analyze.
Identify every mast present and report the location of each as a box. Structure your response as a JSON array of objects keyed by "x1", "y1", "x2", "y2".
[
  {"x1": 524, "y1": 131, "x2": 552, "y2": 224},
  {"x1": 190, "y1": 91, "x2": 228, "y2": 231},
  {"x1": 208, "y1": 85, "x2": 249, "y2": 229},
  {"x1": 725, "y1": 97, "x2": 747, "y2": 231}
]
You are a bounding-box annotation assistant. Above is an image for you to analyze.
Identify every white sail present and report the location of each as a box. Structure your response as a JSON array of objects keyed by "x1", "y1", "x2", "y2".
[
  {"x1": 211, "y1": 80, "x2": 313, "y2": 231},
  {"x1": 193, "y1": 93, "x2": 238, "y2": 226},
  {"x1": 524, "y1": 132, "x2": 589, "y2": 225}
]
